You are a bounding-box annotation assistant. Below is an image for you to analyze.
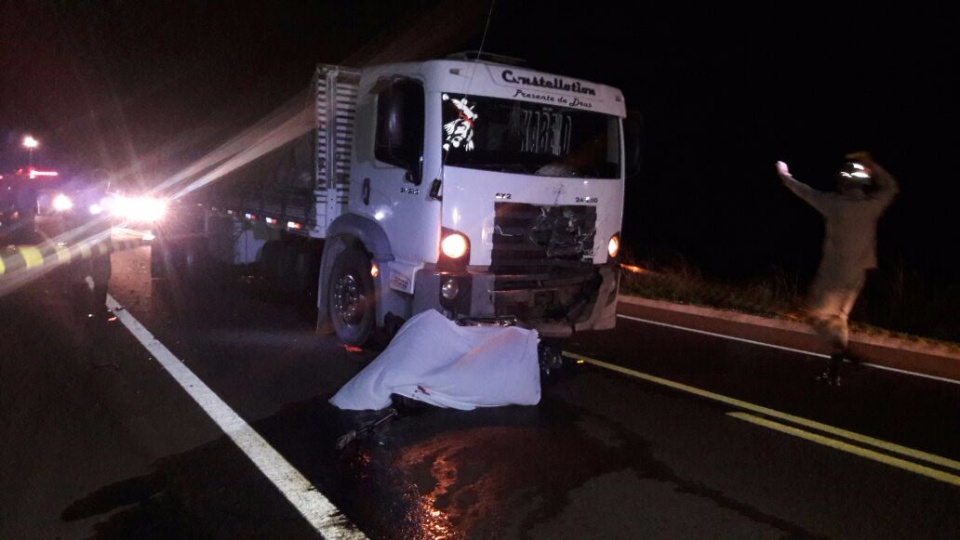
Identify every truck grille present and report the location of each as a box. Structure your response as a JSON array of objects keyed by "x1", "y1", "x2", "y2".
[{"x1": 491, "y1": 202, "x2": 596, "y2": 275}]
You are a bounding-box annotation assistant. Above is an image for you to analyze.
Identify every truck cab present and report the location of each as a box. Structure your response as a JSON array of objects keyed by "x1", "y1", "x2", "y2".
[
  {"x1": 318, "y1": 54, "x2": 636, "y2": 345},
  {"x1": 184, "y1": 53, "x2": 639, "y2": 349}
]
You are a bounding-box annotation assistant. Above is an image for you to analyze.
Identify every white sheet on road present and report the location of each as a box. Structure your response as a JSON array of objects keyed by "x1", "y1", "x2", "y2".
[{"x1": 329, "y1": 310, "x2": 541, "y2": 411}]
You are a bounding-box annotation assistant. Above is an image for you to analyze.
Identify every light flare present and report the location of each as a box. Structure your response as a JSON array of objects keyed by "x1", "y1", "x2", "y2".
[
  {"x1": 154, "y1": 91, "x2": 315, "y2": 201},
  {"x1": 107, "y1": 195, "x2": 168, "y2": 223},
  {"x1": 620, "y1": 263, "x2": 651, "y2": 274},
  {"x1": 51, "y1": 193, "x2": 74, "y2": 212}
]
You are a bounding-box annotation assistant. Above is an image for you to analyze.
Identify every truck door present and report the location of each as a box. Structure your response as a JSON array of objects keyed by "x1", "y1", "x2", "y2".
[{"x1": 354, "y1": 77, "x2": 440, "y2": 267}]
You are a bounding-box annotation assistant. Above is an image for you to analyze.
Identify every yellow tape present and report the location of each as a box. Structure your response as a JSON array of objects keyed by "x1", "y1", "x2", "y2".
[
  {"x1": 0, "y1": 237, "x2": 145, "y2": 279},
  {"x1": 18, "y1": 246, "x2": 43, "y2": 268},
  {"x1": 56, "y1": 245, "x2": 71, "y2": 264}
]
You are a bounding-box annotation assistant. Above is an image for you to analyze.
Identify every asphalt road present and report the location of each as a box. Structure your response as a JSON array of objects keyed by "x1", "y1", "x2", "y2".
[{"x1": 2, "y1": 244, "x2": 959, "y2": 539}]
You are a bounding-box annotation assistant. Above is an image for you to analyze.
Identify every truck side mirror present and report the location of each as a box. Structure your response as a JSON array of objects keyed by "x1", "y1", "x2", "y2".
[
  {"x1": 624, "y1": 113, "x2": 643, "y2": 179},
  {"x1": 375, "y1": 78, "x2": 425, "y2": 185}
]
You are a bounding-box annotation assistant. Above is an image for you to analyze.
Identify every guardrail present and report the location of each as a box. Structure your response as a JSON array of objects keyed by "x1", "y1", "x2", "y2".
[{"x1": 0, "y1": 237, "x2": 147, "y2": 276}]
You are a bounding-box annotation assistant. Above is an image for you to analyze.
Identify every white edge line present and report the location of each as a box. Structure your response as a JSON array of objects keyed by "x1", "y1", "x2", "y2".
[
  {"x1": 617, "y1": 313, "x2": 960, "y2": 386},
  {"x1": 616, "y1": 313, "x2": 824, "y2": 357},
  {"x1": 106, "y1": 295, "x2": 367, "y2": 540}
]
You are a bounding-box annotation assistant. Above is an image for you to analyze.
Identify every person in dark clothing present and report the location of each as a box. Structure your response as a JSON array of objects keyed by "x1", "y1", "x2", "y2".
[
  {"x1": 776, "y1": 152, "x2": 899, "y2": 385},
  {"x1": 59, "y1": 172, "x2": 115, "y2": 319}
]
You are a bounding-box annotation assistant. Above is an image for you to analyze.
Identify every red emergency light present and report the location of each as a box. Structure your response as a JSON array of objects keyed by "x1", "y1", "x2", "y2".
[
  {"x1": 29, "y1": 169, "x2": 59, "y2": 179},
  {"x1": 16, "y1": 167, "x2": 59, "y2": 179}
]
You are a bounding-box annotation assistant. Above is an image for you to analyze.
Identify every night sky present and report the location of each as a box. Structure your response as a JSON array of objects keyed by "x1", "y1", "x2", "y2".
[{"x1": 2, "y1": 1, "x2": 956, "y2": 291}]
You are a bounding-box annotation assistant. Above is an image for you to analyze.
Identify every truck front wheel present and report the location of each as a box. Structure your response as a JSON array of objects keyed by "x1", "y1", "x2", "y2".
[{"x1": 328, "y1": 246, "x2": 375, "y2": 346}]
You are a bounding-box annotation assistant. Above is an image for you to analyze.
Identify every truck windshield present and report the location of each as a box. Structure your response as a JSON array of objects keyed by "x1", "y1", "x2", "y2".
[{"x1": 440, "y1": 94, "x2": 621, "y2": 179}]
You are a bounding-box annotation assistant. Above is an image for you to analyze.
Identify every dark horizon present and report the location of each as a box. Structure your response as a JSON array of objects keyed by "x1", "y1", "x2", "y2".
[{"x1": 2, "y1": 1, "x2": 955, "y2": 305}]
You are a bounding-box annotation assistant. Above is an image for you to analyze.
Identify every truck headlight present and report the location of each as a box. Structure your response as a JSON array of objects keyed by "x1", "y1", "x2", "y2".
[
  {"x1": 607, "y1": 234, "x2": 621, "y2": 259},
  {"x1": 440, "y1": 232, "x2": 468, "y2": 259},
  {"x1": 438, "y1": 228, "x2": 470, "y2": 273}
]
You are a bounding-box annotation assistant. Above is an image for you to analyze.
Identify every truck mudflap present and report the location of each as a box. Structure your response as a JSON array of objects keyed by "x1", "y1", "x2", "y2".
[{"x1": 412, "y1": 262, "x2": 620, "y2": 339}]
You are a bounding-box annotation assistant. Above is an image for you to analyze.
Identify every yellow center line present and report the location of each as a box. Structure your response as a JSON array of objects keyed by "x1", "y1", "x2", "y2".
[
  {"x1": 565, "y1": 352, "x2": 960, "y2": 473},
  {"x1": 729, "y1": 412, "x2": 960, "y2": 487},
  {"x1": 0, "y1": 255, "x2": 6, "y2": 274}
]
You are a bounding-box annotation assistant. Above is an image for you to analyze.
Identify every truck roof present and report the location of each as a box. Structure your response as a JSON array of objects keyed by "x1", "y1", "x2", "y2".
[{"x1": 359, "y1": 58, "x2": 628, "y2": 118}]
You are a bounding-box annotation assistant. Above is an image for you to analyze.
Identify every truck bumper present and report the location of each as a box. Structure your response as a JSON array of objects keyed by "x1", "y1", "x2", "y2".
[{"x1": 412, "y1": 263, "x2": 620, "y2": 339}]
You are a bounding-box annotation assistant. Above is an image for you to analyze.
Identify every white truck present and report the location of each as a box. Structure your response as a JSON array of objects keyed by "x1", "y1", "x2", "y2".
[{"x1": 160, "y1": 52, "x2": 640, "y2": 353}]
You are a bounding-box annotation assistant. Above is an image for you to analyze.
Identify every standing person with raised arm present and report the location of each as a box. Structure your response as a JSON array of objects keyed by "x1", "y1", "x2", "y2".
[{"x1": 776, "y1": 152, "x2": 899, "y2": 385}]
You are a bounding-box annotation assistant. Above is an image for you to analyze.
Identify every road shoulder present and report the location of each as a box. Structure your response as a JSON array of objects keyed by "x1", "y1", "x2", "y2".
[{"x1": 618, "y1": 295, "x2": 960, "y2": 383}]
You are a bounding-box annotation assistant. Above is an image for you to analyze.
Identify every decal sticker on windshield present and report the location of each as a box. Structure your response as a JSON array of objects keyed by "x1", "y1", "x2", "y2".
[{"x1": 442, "y1": 94, "x2": 477, "y2": 152}]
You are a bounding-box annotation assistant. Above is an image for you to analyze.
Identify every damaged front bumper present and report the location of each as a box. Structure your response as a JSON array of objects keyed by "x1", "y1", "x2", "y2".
[{"x1": 412, "y1": 262, "x2": 620, "y2": 339}]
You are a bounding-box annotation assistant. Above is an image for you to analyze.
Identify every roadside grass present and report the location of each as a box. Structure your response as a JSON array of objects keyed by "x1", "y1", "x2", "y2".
[{"x1": 618, "y1": 254, "x2": 960, "y2": 354}]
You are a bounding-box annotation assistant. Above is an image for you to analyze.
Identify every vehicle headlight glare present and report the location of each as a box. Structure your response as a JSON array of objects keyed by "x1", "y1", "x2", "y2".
[
  {"x1": 109, "y1": 195, "x2": 168, "y2": 223},
  {"x1": 52, "y1": 193, "x2": 74, "y2": 212}
]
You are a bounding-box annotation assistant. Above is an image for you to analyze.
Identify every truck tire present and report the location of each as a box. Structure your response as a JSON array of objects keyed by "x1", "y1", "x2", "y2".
[{"x1": 328, "y1": 245, "x2": 375, "y2": 346}]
